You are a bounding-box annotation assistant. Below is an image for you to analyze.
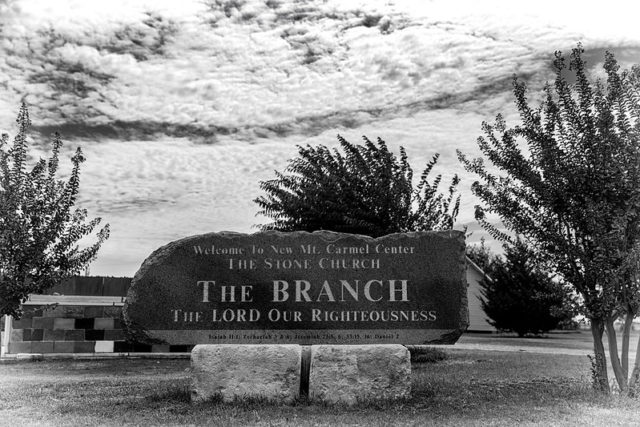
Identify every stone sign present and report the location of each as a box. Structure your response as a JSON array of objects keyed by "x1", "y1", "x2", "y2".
[{"x1": 123, "y1": 230, "x2": 468, "y2": 345}]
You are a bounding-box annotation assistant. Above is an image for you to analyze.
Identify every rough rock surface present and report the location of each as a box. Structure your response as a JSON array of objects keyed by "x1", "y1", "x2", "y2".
[
  {"x1": 191, "y1": 344, "x2": 302, "y2": 402},
  {"x1": 124, "y1": 230, "x2": 468, "y2": 346},
  {"x1": 308, "y1": 344, "x2": 411, "y2": 404}
]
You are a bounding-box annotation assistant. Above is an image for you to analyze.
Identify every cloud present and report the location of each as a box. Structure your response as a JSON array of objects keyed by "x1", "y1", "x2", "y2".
[
  {"x1": 2, "y1": 0, "x2": 640, "y2": 275},
  {"x1": 6, "y1": 0, "x2": 637, "y2": 140}
]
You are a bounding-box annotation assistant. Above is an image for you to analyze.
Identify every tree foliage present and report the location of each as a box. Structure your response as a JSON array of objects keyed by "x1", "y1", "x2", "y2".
[
  {"x1": 466, "y1": 237, "x2": 496, "y2": 274},
  {"x1": 458, "y1": 45, "x2": 640, "y2": 393},
  {"x1": 256, "y1": 135, "x2": 460, "y2": 236},
  {"x1": 0, "y1": 104, "x2": 109, "y2": 318},
  {"x1": 479, "y1": 242, "x2": 574, "y2": 337}
]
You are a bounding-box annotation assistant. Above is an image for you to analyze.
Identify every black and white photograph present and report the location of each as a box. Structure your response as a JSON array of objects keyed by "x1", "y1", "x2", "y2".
[{"x1": 1, "y1": 0, "x2": 640, "y2": 425}]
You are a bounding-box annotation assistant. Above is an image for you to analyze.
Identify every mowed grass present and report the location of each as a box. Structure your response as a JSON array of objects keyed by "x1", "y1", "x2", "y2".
[
  {"x1": 459, "y1": 329, "x2": 624, "y2": 351},
  {"x1": 1, "y1": 346, "x2": 640, "y2": 426}
]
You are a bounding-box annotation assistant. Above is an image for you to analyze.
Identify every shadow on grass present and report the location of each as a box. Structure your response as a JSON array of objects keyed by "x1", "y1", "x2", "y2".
[{"x1": 409, "y1": 346, "x2": 448, "y2": 364}]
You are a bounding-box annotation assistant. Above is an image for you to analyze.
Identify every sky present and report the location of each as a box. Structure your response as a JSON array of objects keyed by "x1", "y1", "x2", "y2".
[{"x1": 1, "y1": 0, "x2": 640, "y2": 276}]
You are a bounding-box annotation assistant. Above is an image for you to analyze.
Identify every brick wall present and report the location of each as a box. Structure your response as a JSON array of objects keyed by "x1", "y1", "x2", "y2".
[
  {"x1": 9, "y1": 304, "x2": 126, "y2": 354},
  {"x1": 3, "y1": 276, "x2": 194, "y2": 355},
  {"x1": 7, "y1": 302, "x2": 194, "y2": 354}
]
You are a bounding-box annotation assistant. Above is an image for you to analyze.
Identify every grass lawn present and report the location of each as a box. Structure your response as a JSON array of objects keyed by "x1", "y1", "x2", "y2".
[
  {"x1": 2, "y1": 331, "x2": 640, "y2": 426},
  {"x1": 459, "y1": 329, "x2": 614, "y2": 351}
]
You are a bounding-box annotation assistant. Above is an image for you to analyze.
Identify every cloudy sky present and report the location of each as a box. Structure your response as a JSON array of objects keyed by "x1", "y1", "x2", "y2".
[{"x1": 1, "y1": 0, "x2": 640, "y2": 276}]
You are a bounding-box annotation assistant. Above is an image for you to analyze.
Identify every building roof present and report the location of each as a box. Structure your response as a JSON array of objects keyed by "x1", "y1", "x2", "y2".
[{"x1": 466, "y1": 256, "x2": 491, "y2": 281}]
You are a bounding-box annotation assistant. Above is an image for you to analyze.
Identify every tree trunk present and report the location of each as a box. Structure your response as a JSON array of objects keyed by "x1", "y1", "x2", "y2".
[
  {"x1": 621, "y1": 310, "x2": 634, "y2": 378},
  {"x1": 605, "y1": 319, "x2": 628, "y2": 392},
  {"x1": 590, "y1": 318, "x2": 610, "y2": 393},
  {"x1": 627, "y1": 329, "x2": 640, "y2": 393}
]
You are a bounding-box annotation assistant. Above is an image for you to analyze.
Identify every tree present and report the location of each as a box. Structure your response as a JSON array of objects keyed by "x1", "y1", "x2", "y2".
[
  {"x1": 466, "y1": 239, "x2": 574, "y2": 336},
  {"x1": 479, "y1": 242, "x2": 574, "y2": 337},
  {"x1": 255, "y1": 135, "x2": 460, "y2": 236},
  {"x1": 457, "y1": 45, "x2": 640, "y2": 393},
  {"x1": 620, "y1": 242, "x2": 640, "y2": 390},
  {"x1": 466, "y1": 237, "x2": 495, "y2": 274},
  {"x1": 0, "y1": 104, "x2": 109, "y2": 319}
]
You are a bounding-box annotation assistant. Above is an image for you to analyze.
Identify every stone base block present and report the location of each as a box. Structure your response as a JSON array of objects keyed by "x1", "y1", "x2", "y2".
[
  {"x1": 309, "y1": 344, "x2": 410, "y2": 404},
  {"x1": 191, "y1": 344, "x2": 302, "y2": 403}
]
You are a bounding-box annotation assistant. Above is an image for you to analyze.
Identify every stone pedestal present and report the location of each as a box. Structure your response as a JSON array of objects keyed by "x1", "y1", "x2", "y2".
[
  {"x1": 308, "y1": 344, "x2": 411, "y2": 404},
  {"x1": 191, "y1": 344, "x2": 302, "y2": 403}
]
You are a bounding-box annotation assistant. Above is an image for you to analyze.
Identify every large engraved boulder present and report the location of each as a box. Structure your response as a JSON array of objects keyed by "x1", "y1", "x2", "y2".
[{"x1": 123, "y1": 230, "x2": 468, "y2": 346}]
